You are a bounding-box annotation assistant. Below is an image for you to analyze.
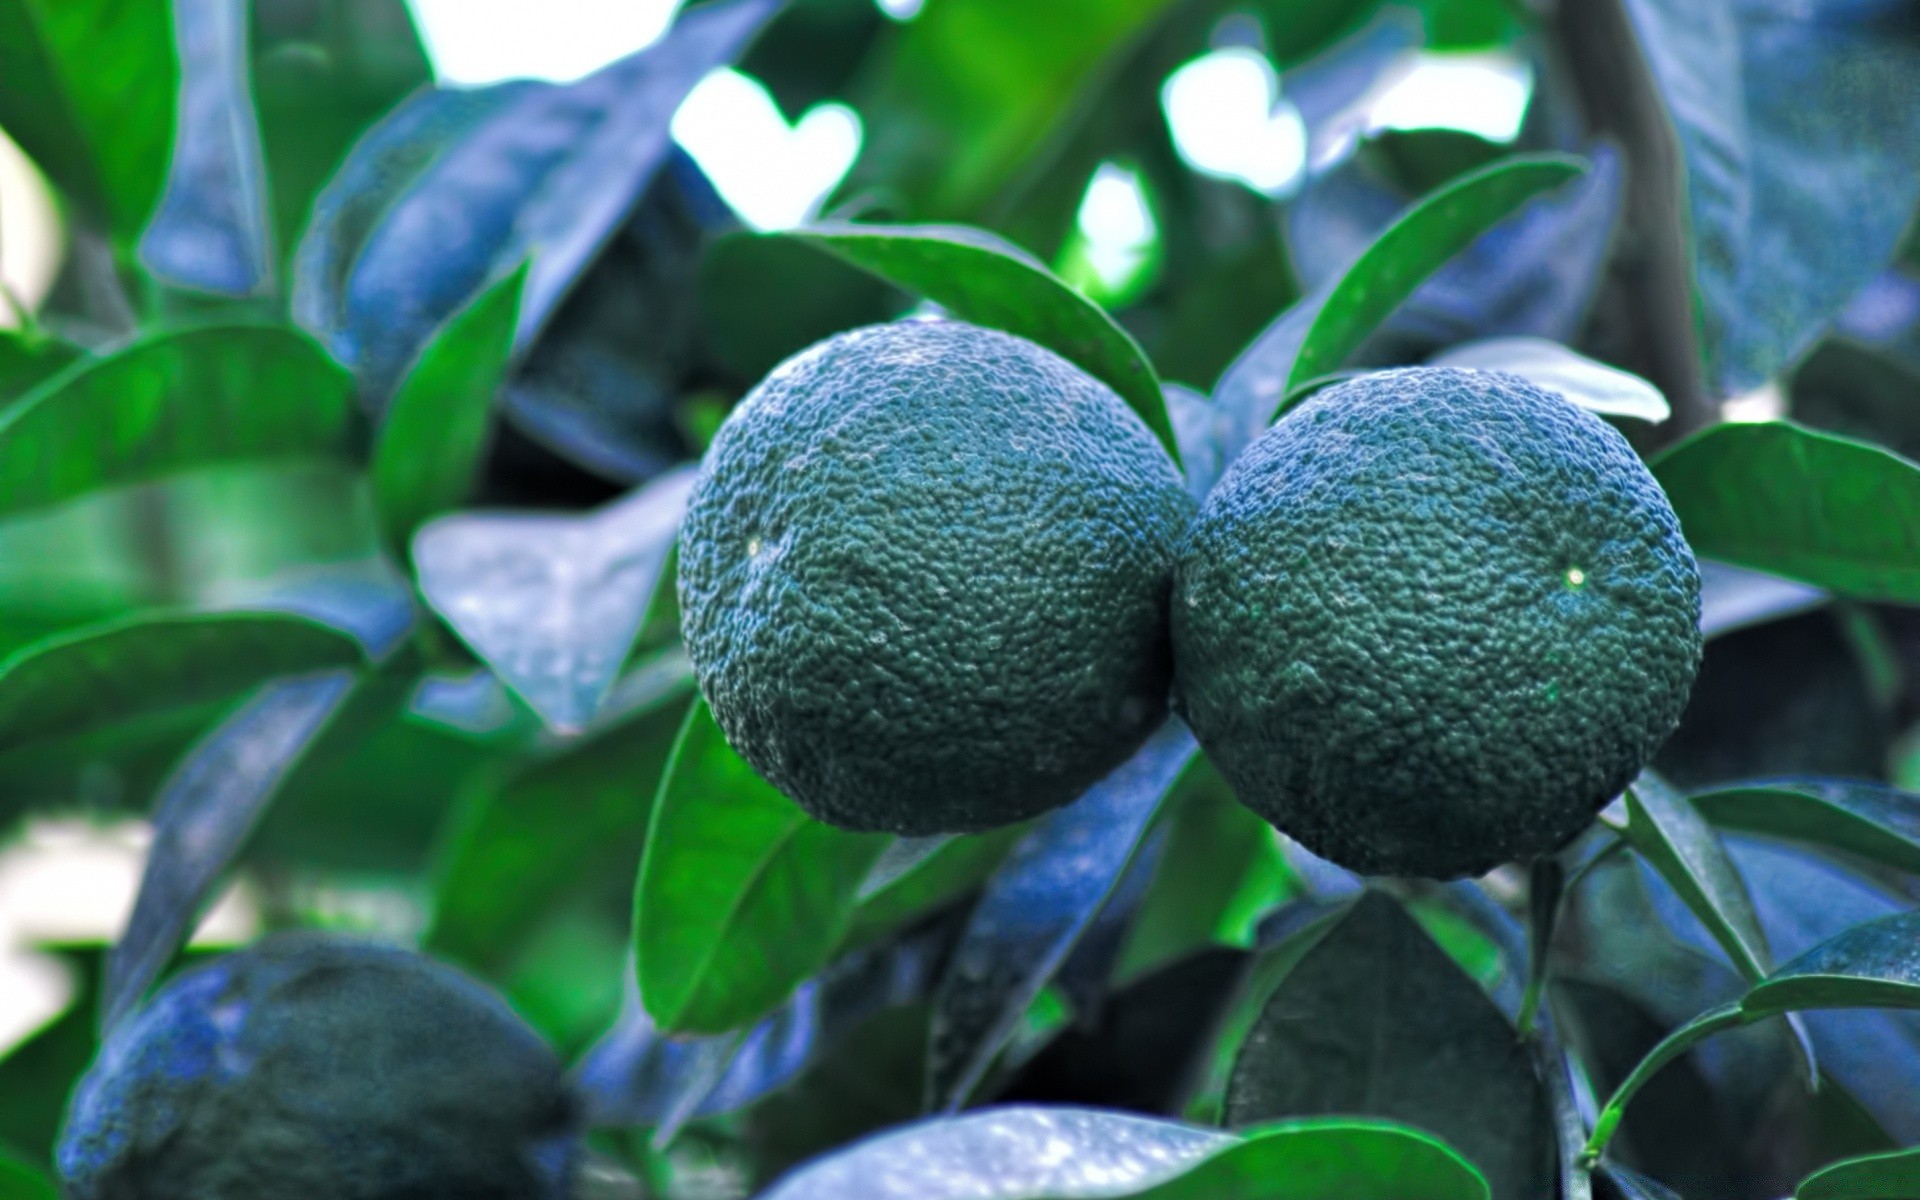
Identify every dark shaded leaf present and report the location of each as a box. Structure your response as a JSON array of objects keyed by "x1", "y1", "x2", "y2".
[
  {"x1": 1618, "y1": 0, "x2": 1920, "y2": 392},
  {"x1": 0, "y1": 326, "x2": 357, "y2": 520},
  {"x1": 699, "y1": 229, "x2": 908, "y2": 387},
  {"x1": 101, "y1": 670, "x2": 357, "y2": 1032},
  {"x1": 1743, "y1": 909, "x2": 1920, "y2": 1017},
  {"x1": 0, "y1": 946, "x2": 101, "y2": 1168},
  {"x1": 1697, "y1": 782, "x2": 1920, "y2": 878},
  {"x1": 1791, "y1": 336, "x2": 1920, "y2": 463},
  {"x1": 1653, "y1": 420, "x2": 1920, "y2": 605},
  {"x1": 372, "y1": 261, "x2": 527, "y2": 550},
  {"x1": 293, "y1": 0, "x2": 780, "y2": 400},
  {"x1": 0, "y1": 332, "x2": 78, "y2": 401},
  {"x1": 140, "y1": 0, "x2": 275, "y2": 296},
  {"x1": 412, "y1": 466, "x2": 694, "y2": 732},
  {"x1": 794, "y1": 224, "x2": 1178, "y2": 465},
  {"x1": 1598, "y1": 1165, "x2": 1685, "y2": 1200},
  {"x1": 0, "y1": 1148, "x2": 56, "y2": 1200},
  {"x1": 1697, "y1": 561, "x2": 1826, "y2": 640},
  {"x1": 926, "y1": 721, "x2": 1199, "y2": 1110},
  {"x1": 1623, "y1": 773, "x2": 1772, "y2": 980},
  {"x1": 0, "y1": 0, "x2": 176, "y2": 236},
  {"x1": 1225, "y1": 891, "x2": 1553, "y2": 1200},
  {"x1": 0, "y1": 612, "x2": 362, "y2": 754},
  {"x1": 849, "y1": 829, "x2": 1024, "y2": 946},
  {"x1": 635, "y1": 699, "x2": 890, "y2": 1035},
  {"x1": 1796, "y1": 1147, "x2": 1920, "y2": 1200},
  {"x1": 757, "y1": 1107, "x2": 1234, "y2": 1200}
]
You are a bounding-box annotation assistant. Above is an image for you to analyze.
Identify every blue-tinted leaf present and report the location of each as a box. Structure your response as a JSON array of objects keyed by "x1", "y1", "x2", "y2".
[
  {"x1": 1654, "y1": 420, "x2": 1920, "y2": 605},
  {"x1": 1743, "y1": 908, "x2": 1920, "y2": 1016},
  {"x1": 759, "y1": 1107, "x2": 1235, "y2": 1200},
  {"x1": 1164, "y1": 384, "x2": 1225, "y2": 503},
  {"x1": 1285, "y1": 9, "x2": 1424, "y2": 153},
  {"x1": 412, "y1": 466, "x2": 694, "y2": 732},
  {"x1": 1599, "y1": 1165, "x2": 1684, "y2": 1200},
  {"x1": 1618, "y1": 0, "x2": 1920, "y2": 392},
  {"x1": 1430, "y1": 338, "x2": 1669, "y2": 422},
  {"x1": 293, "y1": 0, "x2": 778, "y2": 400},
  {"x1": 1796, "y1": 1146, "x2": 1920, "y2": 1200},
  {"x1": 794, "y1": 223, "x2": 1178, "y2": 466},
  {"x1": 139, "y1": 0, "x2": 274, "y2": 296},
  {"x1": 0, "y1": 332, "x2": 78, "y2": 401},
  {"x1": 636, "y1": 700, "x2": 890, "y2": 1035},
  {"x1": 101, "y1": 670, "x2": 356, "y2": 1032},
  {"x1": 0, "y1": 326, "x2": 356, "y2": 520},
  {"x1": 1697, "y1": 560, "x2": 1826, "y2": 639},
  {"x1": 926, "y1": 721, "x2": 1199, "y2": 1111},
  {"x1": 1624, "y1": 773, "x2": 1771, "y2": 980},
  {"x1": 1697, "y1": 781, "x2": 1920, "y2": 878}
]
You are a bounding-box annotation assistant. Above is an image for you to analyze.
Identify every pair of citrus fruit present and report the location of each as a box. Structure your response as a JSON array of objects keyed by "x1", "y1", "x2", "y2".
[{"x1": 679, "y1": 320, "x2": 1702, "y2": 880}]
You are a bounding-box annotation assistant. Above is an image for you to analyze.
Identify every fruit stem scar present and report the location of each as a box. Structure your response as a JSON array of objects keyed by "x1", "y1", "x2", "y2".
[{"x1": 1563, "y1": 566, "x2": 1586, "y2": 590}]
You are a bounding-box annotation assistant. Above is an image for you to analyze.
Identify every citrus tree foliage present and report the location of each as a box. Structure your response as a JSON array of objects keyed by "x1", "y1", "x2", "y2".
[{"x1": 1, "y1": 0, "x2": 1919, "y2": 1197}]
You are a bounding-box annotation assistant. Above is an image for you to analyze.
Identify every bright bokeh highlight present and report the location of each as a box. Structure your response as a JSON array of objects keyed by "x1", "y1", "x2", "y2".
[
  {"x1": 1367, "y1": 51, "x2": 1534, "y2": 142},
  {"x1": 407, "y1": 0, "x2": 682, "y2": 84},
  {"x1": 876, "y1": 0, "x2": 925, "y2": 19},
  {"x1": 0, "y1": 130, "x2": 62, "y2": 328},
  {"x1": 1057, "y1": 161, "x2": 1160, "y2": 304},
  {"x1": 672, "y1": 69, "x2": 863, "y2": 230},
  {"x1": 1161, "y1": 48, "x2": 1308, "y2": 197}
]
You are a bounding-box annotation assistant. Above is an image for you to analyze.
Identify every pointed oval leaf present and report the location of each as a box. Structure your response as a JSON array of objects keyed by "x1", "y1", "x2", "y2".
[
  {"x1": 0, "y1": 326, "x2": 357, "y2": 521},
  {"x1": 0, "y1": 331, "x2": 79, "y2": 401},
  {"x1": 0, "y1": 1147, "x2": 57, "y2": 1200},
  {"x1": 793, "y1": 223, "x2": 1178, "y2": 467},
  {"x1": 1695, "y1": 781, "x2": 1920, "y2": 879},
  {"x1": 1653, "y1": 421, "x2": 1920, "y2": 605},
  {"x1": 139, "y1": 0, "x2": 274, "y2": 296},
  {"x1": 1796, "y1": 1146, "x2": 1920, "y2": 1200},
  {"x1": 927, "y1": 720, "x2": 1198, "y2": 1111},
  {"x1": 1430, "y1": 338, "x2": 1669, "y2": 423},
  {"x1": 1094, "y1": 1119, "x2": 1490, "y2": 1200},
  {"x1": 1624, "y1": 773, "x2": 1771, "y2": 980},
  {"x1": 0, "y1": 0, "x2": 176, "y2": 236},
  {"x1": 1225, "y1": 891, "x2": 1552, "y2": 1200},
  {"x1": 1744, "y1": 909, "x2": 1920, "y2": 1017},
  {"x1": 635, "y1": 699, "x2": 890, "y2": 1035},
  {"x1": 413, "y1": 466, "x2": 695, "y2": 732},
  {"x1": 102, "y1": 670, "x2": 357, "y2": 1031},
  {"x1": 0, "y1": 612, "x2": 363, "y2": 754},
  {"x1": 849, "y1": 828, "x2": 1022, "y2": 944},
  {"x1": 373, "y1": 261, "x2": 528, "y2": 550},
  {"x1": 760, "y1": 1107, "x2": 1236, "y2": 1200},
  {"x1": 1285, "y1": 156, "x2": 1588, "y2": 393}
]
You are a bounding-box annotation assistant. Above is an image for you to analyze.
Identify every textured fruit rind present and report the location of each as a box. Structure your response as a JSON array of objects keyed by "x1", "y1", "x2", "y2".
[
  {"x1": 679, "y1": 320, "x2": 1195, "y2": 835},
  {"x1": 57, "y1": 933, "x2": 578, "y2": 1200},
  {"x1": 1172, "y1": 367, "x2": 1702, "y2": 879}
]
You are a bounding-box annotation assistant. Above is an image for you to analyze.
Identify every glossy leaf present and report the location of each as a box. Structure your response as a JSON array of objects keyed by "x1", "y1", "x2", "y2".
[
  {"x1": 372, "y1": 261, "x2": 527, "y2": 550},
  {"x1": 1796, "y1": 1146, "x2": 1920, "y2": 1200},
  {"x1": 927, "y1": 721, "x2": 1199, "y2": 1111},
  {"x1": 425, "y1": 652, "x2": 693, "y2": 973},
  {"x1": 1653, "y1": 420, "x2": 1920, "y2": 605},
  {"x1": 1617, "y1": 0, "x2": 1920, "y2": 392},
  {"x1": 1285, "y1": 156, "x2": 1588, "y2": 392},
  {"x1": 794, "y1": 224, "x2": 1178, "y2": 466},
  {"x1": 413, "y1": 466, "x2": 695, "y2": 732},
  {"x1": 1096, "y1": 1119, "x2": 1491, "y2": 1200},
  {"x1": 0, "y1": 326, "x2": 357, "y2": 520},
  {"x1": 1696, "y1": 781, "x2": 1920, "y2": 878},
  {"x1": 0, "y1": 0, "x2": 176, "y2": 236},
  {"x1": 139, "y1": 0, "x2": 274, "y2": 295},
  {"x1": 1624, "y1": 773, "x2": 1771, "y2": 980},
  {"x1": 101, "y1": 671, "x2": 357, "y2": 1032},
  {"x1": 0, "y1": 612, "x2": 363, "y2": 754},
  {"x1": 1226, "y1": 891, "x2": 1552, "y2": 1200},
  {"x1": 635, "y1": 700, "x2": 891, "y2": 1035},
  {"x1": 759, "y1": 1107, "x2": 1235, "y2": 1200},
  {"x1": 293, "y1": 0, "x2": 779, "y2": 400},
  {"x1": 1743, "y1": 909, "x2": 1920, "y2": 1017},
  {"x1": 1430, "y1": 338, "x2": 1670, "y2": 423}
]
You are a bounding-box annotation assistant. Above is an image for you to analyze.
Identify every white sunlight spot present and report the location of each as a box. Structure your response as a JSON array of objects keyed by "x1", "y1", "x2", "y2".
[
  {"x1": 1367, "y1": 51, "x2": 1534, "y2": 143},
  {"x1": 1058, "y1": 162, "x2": 1159, "y2": 302},
  {"x1": 876, "y1": 0, "x2": 925, "y2": 19},
  {"x1": 406, "y1": 0, "x2": 682, "y2": 85},
  {"x1": 1722, "y1": 381, "x2": 1787, "y2": 423},
  {"x1": 672, "y1": 69, "x2": 863, "y2": 230},
  {"x1": 0, "y1": 129, "x2": 62, "y2": 328},
  {"x1": 1161, "y1": 48, "x2": 1308, "y2": 197}
]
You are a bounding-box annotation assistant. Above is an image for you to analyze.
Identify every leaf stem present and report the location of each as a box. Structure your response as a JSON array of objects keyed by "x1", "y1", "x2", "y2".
[
  {"x1": 1517, "y1": 856, "x2": 1566, "y2": 1039},
  {"x1": 1580, "y1": 1002, "x2": 1746, "y2": 1166},
  {"x1": 1532, "y1": 1006, "x2": 1593, "y2": 1200}
]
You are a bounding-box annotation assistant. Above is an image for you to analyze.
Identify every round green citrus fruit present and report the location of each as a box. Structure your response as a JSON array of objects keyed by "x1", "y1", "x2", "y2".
[
  {"x1": 58, "y1": 933, "x2": 577, "y2": 1200},
  {"x1": 679, "y1": 320, "x2": 1195, "y2": 834},
  {"x1": 1172, "y1": 366, "x2": 1701, "y2": 879}
]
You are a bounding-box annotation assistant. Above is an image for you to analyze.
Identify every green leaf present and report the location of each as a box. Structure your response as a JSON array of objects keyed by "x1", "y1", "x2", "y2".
[
  {"x1": 1225, "y1": 891, "x2": 1552, "y2": 1200},
  {"x1": 1429, "y1": 338, "x2": 1670, "y2": 423},
  {"x1": 635, "y1": 699, "x2": 890, "y2": 1034},
  {"x1": 848, "y1": 828, "x2": 1023, "y2": 945},
  {"x1": 0, "y1": 332, "x2": 77, "y2": 402},
  {"x1": 1743, "y1": 909, "x2": 1920, "y2": 1017},
  {"x1": 1797, "y1": 1146, "x2": 1920, "y2": 1200},
  {"x1": 1652, "y1": 420, "x2": 1920, "y2": 605},
  {"x1": 1693, "y1": 782, "x2": 1920, "y2": 879},
  {"x1": 0, "y1": 0, "x2": 176, "y2": 236},
  {"x1": 1097, "y1": 1119, "x2": 1490, "y2": 1200},
  {"x1": 426, "y1": 653, "x2": 694, "y2": 974},
  {"x1": 373, "y1": 262, "x2": 527, "y2": 550},
  {"x1": 0, "y1": 612, "x2": 363, "y2": 754},
  {"x1": 1623, "y1": 773, "x2": 1771, "y2": 980},
  {"x1": 1286, "y1": 155, "x2": 1588, "y2": 394},
  {"x1": 0, "y1": 945, "x2": 103, "y2": 1168},
  {"x1": 793, "y1": 223, "x2": 1179, "y2": 467},
  {"x1": 0, "y1": 326, "x2": 357, "y2": 521},
  {"x1": 0, "y1": 1146, "x2": 57, "y2": 1200}
]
